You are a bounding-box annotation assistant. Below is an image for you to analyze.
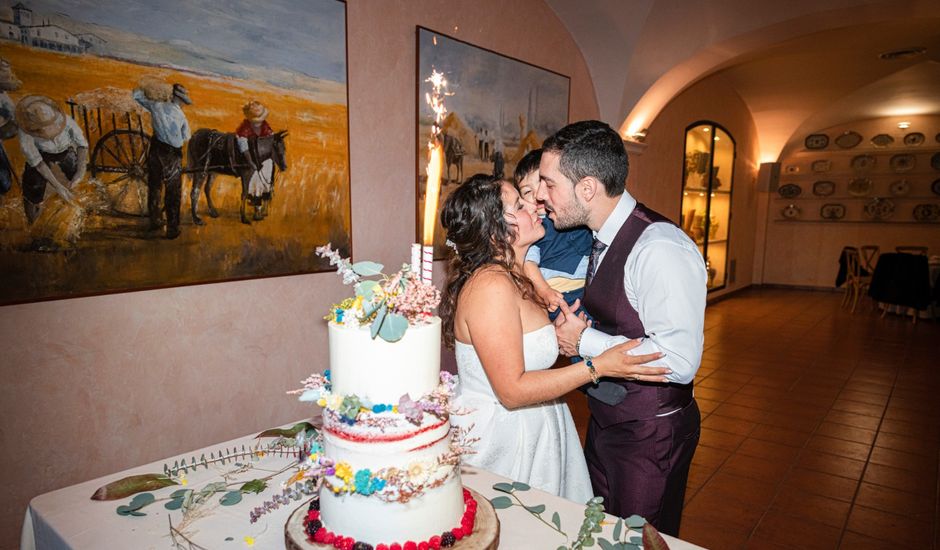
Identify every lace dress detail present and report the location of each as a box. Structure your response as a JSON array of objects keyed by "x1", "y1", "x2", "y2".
[{"x1": 453, "y1": 324, "x2": 593, "y2": 503}]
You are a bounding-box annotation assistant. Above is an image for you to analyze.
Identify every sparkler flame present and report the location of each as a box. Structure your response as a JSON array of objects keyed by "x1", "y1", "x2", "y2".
[{"x1": 422, "y1": 70, "x2": 448, "y2": 246}]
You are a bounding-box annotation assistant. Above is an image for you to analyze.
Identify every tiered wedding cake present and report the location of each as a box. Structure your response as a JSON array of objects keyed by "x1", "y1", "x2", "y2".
[{"x1": 285, "y1": 245, "x2": 492, "y2": 550}]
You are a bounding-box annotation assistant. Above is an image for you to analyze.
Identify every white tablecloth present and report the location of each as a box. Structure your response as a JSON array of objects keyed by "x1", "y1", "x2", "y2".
[{"x1": 22, "y1": 423, "x2": 704, "y2": 550}]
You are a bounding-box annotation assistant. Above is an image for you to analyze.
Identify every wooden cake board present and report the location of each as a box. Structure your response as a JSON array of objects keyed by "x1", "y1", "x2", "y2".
[{"x1": 285, "y1": 486, "x2": 499, "y2": 549}]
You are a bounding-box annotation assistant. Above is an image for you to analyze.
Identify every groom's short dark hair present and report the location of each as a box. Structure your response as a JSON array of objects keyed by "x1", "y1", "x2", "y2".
[{"x1": 542, "y1": 120, "x2": 628, "y2": 197}]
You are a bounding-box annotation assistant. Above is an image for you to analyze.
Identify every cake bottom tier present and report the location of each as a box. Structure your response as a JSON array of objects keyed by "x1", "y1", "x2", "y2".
[{"x1": 285, "y1": 486, "x2": 500, "y2": 550}]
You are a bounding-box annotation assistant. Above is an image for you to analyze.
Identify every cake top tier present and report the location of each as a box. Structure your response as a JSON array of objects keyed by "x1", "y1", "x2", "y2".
[{"x1": 316, "y1": 244, "x2": 441, "y2": 343}]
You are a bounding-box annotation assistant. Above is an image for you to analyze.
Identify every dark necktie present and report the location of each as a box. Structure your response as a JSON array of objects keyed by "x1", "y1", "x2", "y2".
[{"x1": 585, "y1": 238, "x2": 607, "y2": 286}]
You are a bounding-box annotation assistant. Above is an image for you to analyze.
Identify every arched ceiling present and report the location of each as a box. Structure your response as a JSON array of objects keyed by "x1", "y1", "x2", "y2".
[{"x1": 546, "y1": 0, "x2": 940, "y2": 160}]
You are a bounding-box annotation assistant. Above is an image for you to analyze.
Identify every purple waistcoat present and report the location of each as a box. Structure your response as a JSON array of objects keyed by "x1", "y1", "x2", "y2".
[{"x1": 582, "y1": 202, "x2": 694, "y2": 427}]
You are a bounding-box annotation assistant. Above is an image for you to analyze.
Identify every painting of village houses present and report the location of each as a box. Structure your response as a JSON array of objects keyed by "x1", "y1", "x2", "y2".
[
  {"x1": 416, "y1": 27, "x2": 570, "y2": 257},
  {"x1": 0, "y1": 0, "x2": 350, "y2": 303}
]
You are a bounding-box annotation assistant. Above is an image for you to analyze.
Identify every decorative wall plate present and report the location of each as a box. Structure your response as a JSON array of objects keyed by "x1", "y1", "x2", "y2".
[
  {"x1": 811, "y1": 159, "x2": 831, "y2": 173},
  {"x1": 912, "y1": 204, "x2": 940, "y2": 222},
  {"x1": 820, "y1": 203, "x2": 846, "y2": 220},
  {"x1": 848, "y1": 178, "x2": 873, "y2": 196},
  {"x1": 932, "y1": 153, "x2": 940, "y2": 171},
  {"x1": 834, "y1": 131, "x2": 862, "y2": 148},
  {"x1": 781, "y1": 204, "x2": 802, "y2": 220},
  {"x1": 777, "y1": 183, "x2": 802, "y2": 198},
  {"x1": 784, "y1": 165, "x2": 800, "y2": 174},
  {"x1": 813, "y1": 181, "x2": 836, "y2": 196},
  {"x1": 804, "y1": 134, "x2": 829, "y2": 150},
  {"x1": 871, "y1": 134, "x2": 894, "y2": 147},
  {"x1": 851, "y1": 154, "x2": 876, "y2": 171},
  {"x1": 863, "y1": 197, "x2": 895, "y2": 220},
  {"x1": 890, "y1": 154, "x2": 915, "y2": 173},
  {"x1": 932, "y1": 178, "x2": 940, "y2": 196},
  {"x1": 903, "y1": 132, "x2": 925, "y2": 146},
  {"x1": 889, "y1": 180, "x2": 910, "y2": 196}
]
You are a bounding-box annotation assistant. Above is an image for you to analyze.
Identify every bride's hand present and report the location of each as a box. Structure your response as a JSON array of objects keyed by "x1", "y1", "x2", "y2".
[{"x1": 591, "y1": 340, "x2": 671, "y2": 383}]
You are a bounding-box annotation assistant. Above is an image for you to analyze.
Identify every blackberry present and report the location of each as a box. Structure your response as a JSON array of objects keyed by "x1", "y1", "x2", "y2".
[
  {"x1": 353, "y1": 543, "x2": 374, "y2": 550},
  {"x1": 305, "y1": 519, "x2": 322, "y2": 536},
  {"x1": 440, "y1": 532, "x2": 456, "y2": 547},
  {"x1": 308, "y1": 498, "x2": 320, "y2": 511}
]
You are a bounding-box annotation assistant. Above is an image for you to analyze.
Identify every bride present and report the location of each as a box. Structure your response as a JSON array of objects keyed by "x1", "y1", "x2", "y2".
[{"x1": 439, "y1": 174, "x2": 670, "y2": 502}]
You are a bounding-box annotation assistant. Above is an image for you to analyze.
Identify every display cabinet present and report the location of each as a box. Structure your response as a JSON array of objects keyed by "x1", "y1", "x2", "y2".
[{"x1": 681, "y1": 122, "x2": 735, "y2": 291}]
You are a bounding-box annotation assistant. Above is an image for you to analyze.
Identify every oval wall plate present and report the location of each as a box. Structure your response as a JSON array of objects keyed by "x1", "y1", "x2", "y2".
[
  {"x1": 871, "y1": 134, "x2": 894, "y2": 148},
  {"x1": 777, "y1": 183, "x2": 802, "y2": 198},
  {"x1": 781, "y1": 204, "x2": 802, "y2": 220},
  {"x1": 834, "y1": 131, "x2": 862, "y2": 148},
  {"x1": 811, "y1": 159, "x2": 831, "y2": 173},
  {"x1": 889, "y1": 180, "x2": 910, "y2": 196},
  {"x1": 912, "y1": 204, "x2": 940, "y2": 222},
  {"x1": 863, "y1": 198, "x2": 895, "y2": 221},
  {"x1": 847, "y1": 178, "x2": 872, "y2": 197},
  {"x1": 820, "y1": 203, "x2": 845, "y2": 220},
  {"x1": 851, "y1": 154, "x2": 876, "y2": 171},
  {"x1": 890, "y1": 154, "x2": 915, "y2": 173},
  {"x1": 903, "y1": 132, "x2": 925, "y2": 146},
  {"x1": 812, "y1": 181, "x2": 835, "y2": 196},
  {"x1": 804, "y1": 134, "x2": 829, "y2": 150}
]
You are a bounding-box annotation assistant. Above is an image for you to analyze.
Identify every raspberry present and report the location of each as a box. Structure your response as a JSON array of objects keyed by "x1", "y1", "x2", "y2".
[
  {"x1": 403, "y1": 542, "x2": 417, "y2": 550},
  {"x1": 440, "y1": 532, "x2": 456, "y2": 547},
  {"x1": 429, "y1": 535, "x2": 441, "y2": 549},
  {"x1": 376, "y1": 545, "x2": 389, "y2": 550},
  {"x1": 418, "y1": 543, "x2": 429, "y2": 550},
  {"x1": 452, "y1": 528, "x2": 465, "y2": 541},
  {"x1": 390, "y1": 544, "x2": 402, "y2": 550},
  {"x1": 307, "y1": 510, "x2": 321, "y2": 521}
]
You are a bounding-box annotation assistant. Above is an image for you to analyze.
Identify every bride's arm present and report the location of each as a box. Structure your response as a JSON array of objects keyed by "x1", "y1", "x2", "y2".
[{"x1": 462, "y1": 271, "x2": 668, "y2": 410}]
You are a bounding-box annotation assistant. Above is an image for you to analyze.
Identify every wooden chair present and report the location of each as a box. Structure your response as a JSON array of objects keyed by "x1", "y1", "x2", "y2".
[
  {"x1": 842, "y1": 249, "x2": 872, "y2": 313},
  {"x1": 860, "y1": 245, "x2": 879, "y2": 273},
  {"x1": 896, "y1": 246, "x2": 928, "y2": 255}
]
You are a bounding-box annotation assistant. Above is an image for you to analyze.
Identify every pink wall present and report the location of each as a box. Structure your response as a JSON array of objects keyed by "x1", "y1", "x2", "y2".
[
  {"x1": 760, "y1": 115, "x2": 940, "y2": 287},
  {"x1": 0, "y1": 1, "x2": 599, "y2": 546},
  {"x1": 627, "y1": 74, "x2": 761, "y2": 299}
]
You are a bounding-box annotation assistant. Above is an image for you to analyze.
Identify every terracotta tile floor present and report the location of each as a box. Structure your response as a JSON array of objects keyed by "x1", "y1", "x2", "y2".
[{"x1": 566, "y1": 288, "x2": 940, "y2": 549}]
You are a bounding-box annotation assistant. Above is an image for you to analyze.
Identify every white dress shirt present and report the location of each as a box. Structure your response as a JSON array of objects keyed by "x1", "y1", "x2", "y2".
[{"x1": 578, "y1": 192, "x2": 707, "y2": 384}]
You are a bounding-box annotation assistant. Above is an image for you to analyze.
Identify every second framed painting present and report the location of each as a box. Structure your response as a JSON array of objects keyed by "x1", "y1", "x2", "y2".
[{"x1": 416, "y1": 27, "x2": 570, "y2": 258}]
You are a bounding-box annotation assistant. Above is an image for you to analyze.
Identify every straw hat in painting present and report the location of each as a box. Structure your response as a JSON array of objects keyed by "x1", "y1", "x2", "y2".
[
  {"x1": 16, "y1": 95, "x2": 66, "y2": 140},
  {"x1": 0, "y1": 58, "x2": 22, "y2": 92},
  {"x1": 243, "y1": 100, "x2": 268, "y2": 123}
]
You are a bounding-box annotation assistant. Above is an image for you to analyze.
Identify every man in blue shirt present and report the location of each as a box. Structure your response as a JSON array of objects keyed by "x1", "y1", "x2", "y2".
[{"x1": 133, "y1": 83, "x2": 192, "y2": 239}]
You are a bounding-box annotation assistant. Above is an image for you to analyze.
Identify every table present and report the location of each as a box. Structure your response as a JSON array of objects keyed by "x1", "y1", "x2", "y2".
[
  {"x1": 22, "y1": 422, "x2": 703, "y2": 550},
  {"x1": 869, "y1": 253, "x2": 938, "y2": 320}
]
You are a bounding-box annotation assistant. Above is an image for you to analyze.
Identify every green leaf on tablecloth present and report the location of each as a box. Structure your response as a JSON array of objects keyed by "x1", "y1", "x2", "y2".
[
  {"x1": 525, "y1": 504, "x2": 546, "y2": 514},
  {"x1": 624, "y1": 514, "x2": 646, "y2": 529},
  {"x1": 597, "y1": 538, "x2": 616, "y2": 550},
  {"x1": 624, "y1": 544, "x2": 640, "y2": 550},
  {"x1": 255, "y1": 422, "x2": 317, "y2": 439},
  {"x1": 170, "y1": 489, "x2": 189, "y2": 499},
  {"x1": 352, "y1": 261, "x2": 384, "y2": 277},
  {"x1": 129, "y1": 493, "x2": 155, "y2": 507},
  {"x1": 378, "y1": 312, "x2": 408, "y2": 342},
  {"x1": 588, "y1": 496, "x2": 604, "y2": 506},
  {"x1": 91, "y1": 474, "x2": 177, "y2": 501},
  {"x1": 492, "y1": 482, "x2": 514, "y2": 493},
  {"x1": 116, "y1": 505, "x2": 132, "y2": 515},
  {"x1": 490, "y1": 496, "x2": 513, "y2": 509},
  {"x1": 240, "y1": 479, "x2": 267, "y2": 494},
  {"x1": 557, "y1": 547, "x2": 567, "y2": 550},
  {"x1": 613, "y1": 518, "x2": 623, "y2": 540},
  {"x1": 164, "y1": 498, "x2": 183, "y2": 510},
  {"x1": 551, "y1": 511, "x2": 561, "y2": 530},
  {"x1": 642, "y1": 522, "x2": 670, "y2": 550},
  {"x1": 371, "y1": 304, "x2": 387, "y2": 339},
  {"x1": 512, "y1": 481, "x2": 531, "y2": 491},
  {"x1": 220, "y1": 490, "x2": 242, "y2": 506},
  {"x1": 127, "y1": 510, "x2": 146, "y2": 516},
  {"x1": 204, "y1": 482, "x2": 227, "y2": 493},
  {"x1": 583, "y1": 536, "x2": 595, "y2": 547}
]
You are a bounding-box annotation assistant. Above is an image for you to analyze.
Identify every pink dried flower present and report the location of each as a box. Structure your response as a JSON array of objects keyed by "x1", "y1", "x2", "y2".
[{"x1": 386, "y1": 279, "x2": 441, "y2": 323}]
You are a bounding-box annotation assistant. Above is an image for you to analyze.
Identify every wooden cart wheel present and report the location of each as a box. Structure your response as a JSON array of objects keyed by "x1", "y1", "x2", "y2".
[{"x1": 89, "y1": 129, "x2": 151, "y2": 215}]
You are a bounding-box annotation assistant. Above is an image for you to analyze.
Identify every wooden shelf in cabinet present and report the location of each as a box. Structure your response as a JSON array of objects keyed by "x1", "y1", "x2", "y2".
[
  {"x1": 773, "y1": 219, "x2": 939, "y2": 225},
  {"x1": 773, "y1": 195, "x2": 940, "y2": 201},
  {"x1": 682, "y1": 187, "x2": 731, "y2": 194}
]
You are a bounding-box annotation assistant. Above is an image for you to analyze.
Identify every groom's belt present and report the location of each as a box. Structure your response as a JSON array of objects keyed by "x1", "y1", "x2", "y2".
[{"x1": 588, "y1": 380, "x2": 694, "y2": 428}]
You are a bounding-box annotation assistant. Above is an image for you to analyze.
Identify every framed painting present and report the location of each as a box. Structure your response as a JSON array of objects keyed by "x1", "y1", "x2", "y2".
[
  {"x1": 0, "y1": 0, "x2": 350, "y2": 304},
  {"x1": 416, "y1": 26, "x2": 570, "y2": 258}
]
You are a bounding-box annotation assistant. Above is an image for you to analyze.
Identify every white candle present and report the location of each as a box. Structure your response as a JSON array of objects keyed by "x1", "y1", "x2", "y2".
[
  {"x1": 411, "y1": 243, "x2": 421, "y2": 276},
  {"x1": 422, "y1": 245, "x2": 433, "y2": 284}
]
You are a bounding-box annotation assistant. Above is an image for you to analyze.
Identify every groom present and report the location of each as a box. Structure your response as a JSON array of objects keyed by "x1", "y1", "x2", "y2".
[{"x1": 539, "y1": 120, "x2": 706, "y2": 536}]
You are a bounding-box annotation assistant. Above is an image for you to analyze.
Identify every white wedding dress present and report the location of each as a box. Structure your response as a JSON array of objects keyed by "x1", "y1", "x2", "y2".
[{"x1": 453, "y1": 324, "x2": 594, "y2": 503}]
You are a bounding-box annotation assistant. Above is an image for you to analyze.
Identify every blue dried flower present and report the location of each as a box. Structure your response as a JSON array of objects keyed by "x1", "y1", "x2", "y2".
[{"x1": 354, "y1": 469, "x2": 373, "y2": 495}]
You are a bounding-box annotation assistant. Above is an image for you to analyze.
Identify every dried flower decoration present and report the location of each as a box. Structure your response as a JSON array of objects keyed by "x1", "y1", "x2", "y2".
[{"x1": 315, "y1": 243, "x2": 441, "y2": 342}]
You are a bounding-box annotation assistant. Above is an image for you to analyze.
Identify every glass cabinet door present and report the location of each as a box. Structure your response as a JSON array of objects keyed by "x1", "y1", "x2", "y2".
[{"x1": 681, "y1": 122, "x2": 735, "y2": 291}]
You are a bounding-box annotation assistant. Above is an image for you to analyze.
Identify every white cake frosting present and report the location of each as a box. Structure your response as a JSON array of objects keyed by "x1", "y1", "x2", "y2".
[{"x1": 318, "y1": 316, "x2": 466, "y2": 546}]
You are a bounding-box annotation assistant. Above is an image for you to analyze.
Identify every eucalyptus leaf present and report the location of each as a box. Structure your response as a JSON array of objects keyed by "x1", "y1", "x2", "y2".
[
  {"x1": 240, "y1": 479, "x2": 267, "y2": 494},
  {"x1": 557, "y1": 547, "x2": 567, "y2": 550},
  {"x1": 127, "y1": 510, "x2": 146, "y2": 517},
  {"x1": 203, "y1": 482, "x2": 227, "y2": 493},
  {"x1": 624, "y1": 515, "x2": 646, "y2": 529},
  {"x1": 255, "y1": 422, "x2": 317, "y2": 439},
  {"x1": 129, "y1": 493, "x2": 155, "y2": 507},
  {"x1": 116, "y1": 505, "x2": 132, "y2": 516},
  {"x1": 613, "y1": 518, "x2": 623, "y2": 540},
  {"x1": 512, "y1": 481, "x2": 531, "y2": 491},
  {"x1": 490, "y1": 496, "x2": 513, "y2": 509},
  {"x1": 624, "y1": 544, "x2": 640, "y2": 550},
  {"x1": 525, "y1": 504, "x2": 546, "y2": 514},
  {"x1": 598, "y1": 539, "x2": 615, "y2": 550},
  {"x1": 170, "y1": 489, "x2": 189, "y2": 499},
  {"x1": 164, "y1": 498, "x2": 183, "y2": 511},
  {"x1": 551, "y1": 511, "x2": 561, "y2": 530},
  {"x1": 378, "y1": 312, "x2": 408, "y2": 342},
  {"x1": 371, "y1": 305, "x2": 388, "y2": 339},
  {"x1": 91, "y1": 474, "x2": 177, "y2": 501},
  {"x1": 219, "y1": 490, "x2": 242, "y2": 506},
  {"x1": 357, "y1": 280, "x2": 380, "y2": 301},
  {"x1": 352, "y1": 261, "x2": 384, "y2": 276},
  {"x1": 492, "y1": 482, "x2": 514, "y2": 494},
  {"x1": 629, "y1": 537, "x2": 642, "y2": 544},
  {"x1": 583, "y1": 536, "x2": 595, "y2": 547}
]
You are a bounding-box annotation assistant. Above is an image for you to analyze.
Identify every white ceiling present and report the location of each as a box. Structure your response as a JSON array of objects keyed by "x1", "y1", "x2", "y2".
[{"x1": 545, "y1": 0, "x2": 940, "y2": 160}]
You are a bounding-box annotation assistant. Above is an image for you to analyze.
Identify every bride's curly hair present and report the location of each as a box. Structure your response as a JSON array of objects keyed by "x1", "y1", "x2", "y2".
[{"x1": 439, "y1": 173, "x2": 543, "y2": 348}]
